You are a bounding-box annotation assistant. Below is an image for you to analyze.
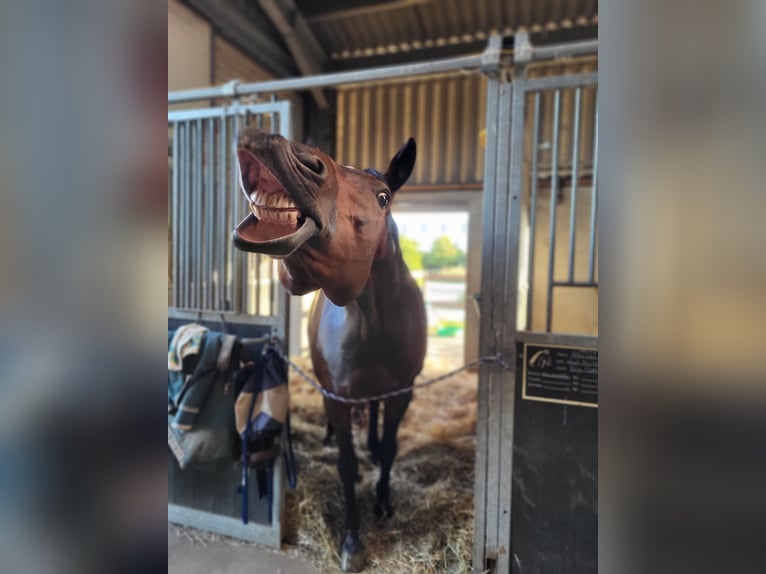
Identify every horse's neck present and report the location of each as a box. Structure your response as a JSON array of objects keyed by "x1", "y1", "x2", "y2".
[{"x1": 356, "y1": 226, "x2": 406, "y2": 321}]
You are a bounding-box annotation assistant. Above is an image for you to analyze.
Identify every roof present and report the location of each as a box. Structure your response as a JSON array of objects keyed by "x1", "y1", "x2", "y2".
[{"x1": 182, "y1": 0, "x2": 598, "y2": 76}]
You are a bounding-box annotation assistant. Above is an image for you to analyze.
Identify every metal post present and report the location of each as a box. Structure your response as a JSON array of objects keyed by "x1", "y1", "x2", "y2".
[
  {"x1": 567, "y1": 87, "x2": 582, "y2": 283},
  {"x1": 526, "y1": 92, "x2": 541, "y2": 330},
  {"x1": 172, "y1": 122, "x2": 179, "y2": 307},
  {"x1": 588, "y1": 92, "x2": 599, "y2": 283},
  {"x1": 474, "y1": 68, "x2": 501, "y2": 574},
  {"x1": 194, "y1": 119, "x2": 203, "y2": 309},
  {"x1": 206, "y1": 117, "x2": 215, "y2": 309},
  {"x1": 218, "y1": 113, "x2": 227, "y2": 310},
  {"x1": 181, "y1": 121, "x2": 190, "y2": 308},
  {"x1": 546, "y1": 90, "x2": 562, "y2": 332}
]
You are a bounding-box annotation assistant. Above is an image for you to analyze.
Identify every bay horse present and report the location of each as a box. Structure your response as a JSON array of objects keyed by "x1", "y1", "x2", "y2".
[{"x1": 232, "y1": 128, "x2": 427, "y2": 572}]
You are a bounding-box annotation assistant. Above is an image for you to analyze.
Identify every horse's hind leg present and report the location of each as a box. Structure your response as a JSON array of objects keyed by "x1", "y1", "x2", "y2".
[
  {"x1": 367, "y1": 400, "x2": 380, "y2": 463},
  {"x1": 323, "y1": 420, "x2": 334, "y2": 446},
  {"x1": 374, "y1": 392, "x2": 412, "y2": 520},
  {"x1": 325, "y1": 399, "x2": 367, "y2": 572}
]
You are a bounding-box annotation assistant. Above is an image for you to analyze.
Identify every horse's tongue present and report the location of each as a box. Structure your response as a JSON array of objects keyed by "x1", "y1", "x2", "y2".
[{"x1": 232, "y1": 214, "x2": 318, "y2": 258}]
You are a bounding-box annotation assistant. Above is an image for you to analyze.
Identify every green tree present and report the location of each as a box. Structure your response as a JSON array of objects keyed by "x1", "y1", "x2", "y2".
[
  {"x1": 422, "y1": 236, "x2": 466, "y2": 269},
  {"x1": 399, "y1": 236, "x2": 423, "y2": 271}
]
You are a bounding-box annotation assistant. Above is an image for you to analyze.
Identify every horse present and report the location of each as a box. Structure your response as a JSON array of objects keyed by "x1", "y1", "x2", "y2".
[{"x1": 232, "y1": 128, "x2": 427, "y2": 572}]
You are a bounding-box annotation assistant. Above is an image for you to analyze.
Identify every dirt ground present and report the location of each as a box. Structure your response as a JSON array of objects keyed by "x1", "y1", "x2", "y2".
[{"x1": 169, "y1": 524, "x2": 319, "y2": 574}]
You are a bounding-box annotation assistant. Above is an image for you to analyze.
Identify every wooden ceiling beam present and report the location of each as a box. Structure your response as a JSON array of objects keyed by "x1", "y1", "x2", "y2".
[{"x1": 258, "y1": 0, "x2": 329, "y2": 109}]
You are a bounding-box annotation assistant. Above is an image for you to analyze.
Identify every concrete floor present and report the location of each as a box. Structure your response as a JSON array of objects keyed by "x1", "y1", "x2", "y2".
[{"x1": 168, "y1": 526, "x2": 318, "y2": 574}]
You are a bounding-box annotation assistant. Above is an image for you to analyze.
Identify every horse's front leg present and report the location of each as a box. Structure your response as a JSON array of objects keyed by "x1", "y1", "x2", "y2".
[
  {"x1": 375, "y1": 391, "x2": 412, "y2": 520},
  {"x1": 367, "y1": 400, "x2": 380, "y2": 463},
  {"x1": 325, "y1": 398, "x2": 367, "y2": 572}
]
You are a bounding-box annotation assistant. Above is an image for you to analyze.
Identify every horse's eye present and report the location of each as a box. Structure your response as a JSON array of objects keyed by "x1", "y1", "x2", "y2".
[{"x1": 376, "y1": 191, "x2": 390, "y2": 208}]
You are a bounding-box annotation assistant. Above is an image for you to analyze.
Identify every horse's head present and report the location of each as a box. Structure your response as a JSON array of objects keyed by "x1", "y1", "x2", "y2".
[{"x1": 233, "y1": 129, "x2": 416, "y2": 306}]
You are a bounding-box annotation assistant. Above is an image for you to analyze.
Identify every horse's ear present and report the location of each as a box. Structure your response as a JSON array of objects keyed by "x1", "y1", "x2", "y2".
[{"x1": 383, "y1": 138, "x2": 416, "y2": 192}]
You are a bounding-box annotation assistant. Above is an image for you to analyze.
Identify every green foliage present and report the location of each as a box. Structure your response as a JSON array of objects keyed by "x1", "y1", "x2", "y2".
[
  {"x1": 422, "y1": 236, "x2": 466, "y2": 269},
  {"x1": 399, "y1": 236, "x2": 423, "y2": 271}
]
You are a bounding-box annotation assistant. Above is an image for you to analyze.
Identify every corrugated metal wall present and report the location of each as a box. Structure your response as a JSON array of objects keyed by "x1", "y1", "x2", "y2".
[
  {"x1": 335, "y1": 59, "x2": 596, "y2": 189},
  {"x1": 336, "y1": 74, "x2": 487, "y2": 188}
]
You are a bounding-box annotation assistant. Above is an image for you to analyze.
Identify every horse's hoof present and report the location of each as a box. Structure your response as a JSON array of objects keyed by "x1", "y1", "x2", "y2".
[
  {"x1": 340, "y1": 534, "x2": 366, "y2": 572},
  {"x1": 373, "y1": 499, "x2": 393, "y2": 522}
]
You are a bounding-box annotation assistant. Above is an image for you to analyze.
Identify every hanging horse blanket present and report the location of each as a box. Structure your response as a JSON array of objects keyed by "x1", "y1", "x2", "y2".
[
  {"x1": 234, "y1": 344, "x2": 296, "y2": 523},
  {"x1": 167, "y1": 326, "x2": 240, "y2": 470}
]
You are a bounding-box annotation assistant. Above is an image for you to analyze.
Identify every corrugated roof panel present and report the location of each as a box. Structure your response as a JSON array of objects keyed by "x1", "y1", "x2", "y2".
[{"x1": 290, "y1": 1, "x2": 597, "y2": 61}]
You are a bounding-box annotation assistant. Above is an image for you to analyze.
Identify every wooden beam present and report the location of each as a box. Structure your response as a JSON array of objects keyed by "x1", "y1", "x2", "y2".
[
  {"x1": 297, "y1": 0, "x2": 429, "y2": 22},
  {"x1": 182, "y1": 0, "x2": 297, "y2": 77},
  {"x1": 329, "y1": 40, "x2": 488, "y2": 71},
  {"x1": 258, "y1": 0, "x2": 329, "y2": 109}
]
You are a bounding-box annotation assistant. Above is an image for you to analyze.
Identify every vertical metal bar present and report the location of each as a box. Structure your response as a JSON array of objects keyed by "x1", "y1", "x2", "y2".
[
  {"x1": 227, "y1": 113, "x2": 236, "y2": 311},
  {"x1": 171, "y1": 122, "x2": 179, "y2": 308},
  {"x1": 182, "y1": 121, "x2": 191, "y2": 308},
  {"x1": 188, "y1": 120, "x2": 195, "y2": 308},
  {"x1": 206, "y1": 117, "x2": 215, "y2": 309},
  {"x1": 567, "y1": 87, "x2": 582, "y2": 283},
  {"x1": 218, "y1": 112, "x2": 227, "y2": 311},
  {"x1": 525, "y1": 92, "x2": 541, "y2": 330},
  {"x1": 545, "y1": 90, "x2": 562, "y2": 332},
  {"x1": 195, "y1": 119, "x2": 203, "y2": 309},
  {"x1": 496, "y1": 76, "x2": 525, "y2": 574},
  {"x1": 254, "y1": 254, "x2": 261, "y2": 316},
  {"x1": 270, "y1": 93, "x2": 277, "y2": 134},
  {"x1": 177, "y1": 122, "x2": 184, "y2": 308},
  {"x1": 588, "y1": 91, "x2": 599, "y2": 283},
  {"x1": 473, "y1": 73, "x2": 500, "y2": 573}
]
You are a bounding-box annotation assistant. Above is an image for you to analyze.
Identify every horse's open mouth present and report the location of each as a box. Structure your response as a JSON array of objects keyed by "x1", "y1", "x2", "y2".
[{"x1": 232, "y1": 148, "x2": 320, "y2": 257}]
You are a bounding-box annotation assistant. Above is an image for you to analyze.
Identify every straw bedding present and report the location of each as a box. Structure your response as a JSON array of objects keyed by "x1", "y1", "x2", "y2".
[{"x1": 285, "y1": 353, "x2": 478, "y2": 573}]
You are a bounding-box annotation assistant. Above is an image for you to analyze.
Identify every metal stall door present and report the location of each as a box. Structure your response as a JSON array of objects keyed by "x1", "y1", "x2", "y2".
[
  {"x1": 167, "y1": 100, "x2": 292, "y2": 546},
  {"x1": 475, "y1": 64, "x2": 598, "y2": 573}
]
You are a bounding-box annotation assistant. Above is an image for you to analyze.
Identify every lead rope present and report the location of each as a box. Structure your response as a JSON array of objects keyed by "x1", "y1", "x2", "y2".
[{"x1": 272, "y1": 343, "x2": 513, "y2": 405}]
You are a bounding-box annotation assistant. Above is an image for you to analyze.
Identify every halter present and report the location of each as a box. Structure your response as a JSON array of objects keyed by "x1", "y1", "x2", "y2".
[{"x1": 364, "y1": 168, "x2": 387, "y2": 184}]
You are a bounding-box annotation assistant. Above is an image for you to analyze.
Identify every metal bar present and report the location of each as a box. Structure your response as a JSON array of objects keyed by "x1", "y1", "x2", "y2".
[
  {"x1": 218, "y1": 113, "x2": 227, "y2": 311},
  {"x1": 567, "y1": 88, "x2": 582, "y2": 283},
  {"x1": 168, "y1": 103, "x2": 284, "y2": 122},
  {"x1": 269, "y1": 93, "x2": 276, "y2": 137},
  {"x1": 525, "y1": 92, "x2": 541, "y2": 330},
  {"x1": 551, "y1": 281, "x2": 599, "y2": 288},
  {"x1": 531, "y1": 39, "x2": 598, "y2": 61},
  {"x1": 473, "y1": 72, "x2": 500, "y2": 573},
  {"x1": 516, "y1": 73, "x2": 598, "y2": 93},
  {"x1": 171, "y1": 122, "x2": 179, "y2": 307},
  {"x1": 496, "y1": 77, "x2": 525, "y2": 574},
  {"x1": 194, "y1": 119, "x2": 203, "y2": 309},
  {"x1": 588, "y1": 91, "x2": 599, "y2": 283},
  {"x1": 486, "y1": 80, "x2": 513, "y2": 568},
  {"x1": 168, "y1": 504, "x2": 279, "y2": 547},
  {"x1": 168, "y1": 38, "x2": 598, "y2": 105},
  {"x1": 206, "y1": 118, "x2": 215, "y2": 309},
  {"x1": 515, "y1": 330, "x2": 598, "y2": 349},
  {"x1": 254, "y1": 254, "x2": 261, "y2": 316},
  {"x1": 181, "y1": 121, "x2": 190, "y2": 308},
  {"x1": 169, "y1": 53, "x2": 486, "y2": 103},
  {"x1": 545, "y1": 90, "x2": 561, "y2": 333},
  {"x1": 226, "y1": 114, "x2": 236, "y2": 311},
  {"x1": 168, "y1": 308, "x2": 279, "y2": 327},
  {"x1": 232, "y1": 112, "x2": 244, "y2": 313}
]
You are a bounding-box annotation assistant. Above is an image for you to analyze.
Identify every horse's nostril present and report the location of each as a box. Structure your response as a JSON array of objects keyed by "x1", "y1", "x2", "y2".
[{"x1": 296, "y1": 152, "x2": 326, "y2": 178}]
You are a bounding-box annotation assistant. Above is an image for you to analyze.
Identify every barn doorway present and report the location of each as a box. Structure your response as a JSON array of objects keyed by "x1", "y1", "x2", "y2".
[{"x1": 392, "y1": 191, "x2": 483, "y2": 369}]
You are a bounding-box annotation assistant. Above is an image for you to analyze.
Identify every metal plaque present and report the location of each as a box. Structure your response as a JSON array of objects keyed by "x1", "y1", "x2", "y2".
[{"x1": 521, "y1": 343, "x2": 598, "y2": 407}]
